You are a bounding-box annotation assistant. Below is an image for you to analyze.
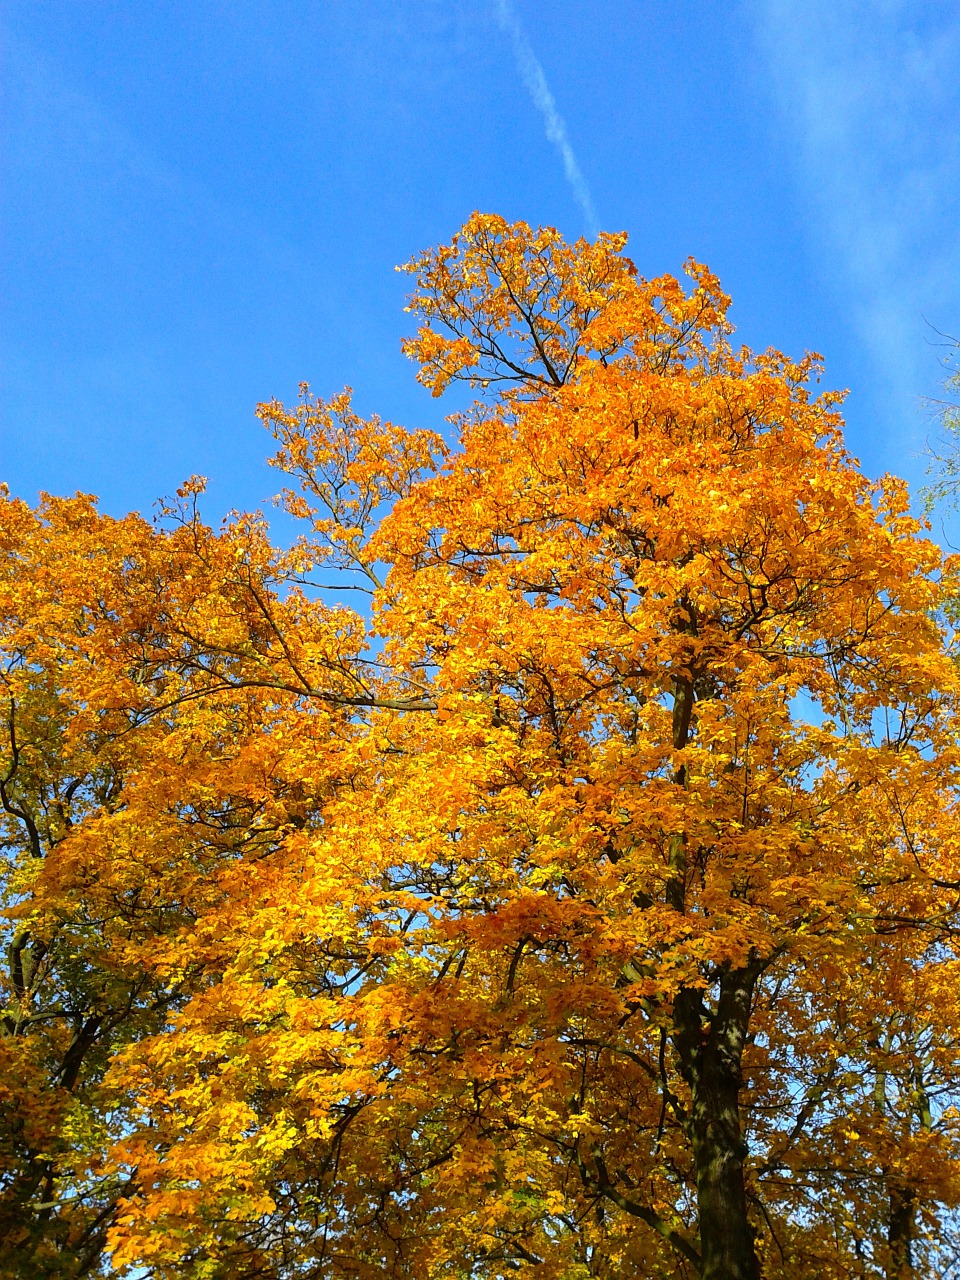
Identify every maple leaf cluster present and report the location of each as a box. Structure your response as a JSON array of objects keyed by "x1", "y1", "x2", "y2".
[{"x1": 3, "y1": 214, "x2": 960, "y2": 1280}]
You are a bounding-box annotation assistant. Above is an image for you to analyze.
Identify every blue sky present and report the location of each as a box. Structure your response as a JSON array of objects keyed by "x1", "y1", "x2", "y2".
[{"x1": 3, "y1": 0, "x2": 959, "y2": 527}]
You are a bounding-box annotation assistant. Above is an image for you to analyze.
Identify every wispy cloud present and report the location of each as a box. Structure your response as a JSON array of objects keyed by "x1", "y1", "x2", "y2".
[
  {"x1": 493, "y1": 0, "x2": 599, "y2": 237},
  {"x1": 753, "y1": 1, "x2": 960, "y2": 458}
]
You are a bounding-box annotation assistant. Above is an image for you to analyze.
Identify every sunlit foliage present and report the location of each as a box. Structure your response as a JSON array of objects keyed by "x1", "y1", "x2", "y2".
[{"x1": 3, "y1": 216, "x2": 960, "y2": 1280}]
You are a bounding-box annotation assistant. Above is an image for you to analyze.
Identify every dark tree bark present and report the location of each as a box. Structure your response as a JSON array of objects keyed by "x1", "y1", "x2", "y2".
[
  {"x1": 666, "y1": 651, "x2": 763, "y2": 1279},
  {"x1": 673, "y1": 970, "x2": 762, "y2": 1280},
  {"x1": 887, "y1": 1184, "x2": 915, "y2": 1280}
]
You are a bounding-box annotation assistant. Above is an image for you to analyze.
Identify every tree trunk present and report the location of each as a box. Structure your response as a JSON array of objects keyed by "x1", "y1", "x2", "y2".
[
  {"x1": 690, "y1": 1064, "x2": 760, "y2": 1280},
  {"x1": 887, "y1": 1183, "x2": 915, "y2": 1280},
  {"x1": 667, "y1": 664, "x2": 761, "y2": 1277},
  {"x1": 674, "y1": 970, "x2": 762, "y2": 1280}
]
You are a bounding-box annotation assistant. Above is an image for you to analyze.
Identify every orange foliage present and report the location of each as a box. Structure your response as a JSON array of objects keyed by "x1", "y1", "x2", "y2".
[{"x1": 3, "y1": 214, "x2": 960, "y2": 1279}]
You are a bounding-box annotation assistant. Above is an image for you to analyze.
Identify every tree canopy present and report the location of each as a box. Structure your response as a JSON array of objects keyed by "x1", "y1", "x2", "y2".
[{"x1": 3, "y1": 214, "x2": 960, "y2": 1280}]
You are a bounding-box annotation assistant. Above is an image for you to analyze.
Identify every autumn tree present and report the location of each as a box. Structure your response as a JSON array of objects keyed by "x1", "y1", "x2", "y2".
[
  {"x1": 0, "y1": 488, "x2": 381, "y2": 1274},
  {"x1": 3, "y1": 215, "x2": 960, "y2": 1280}
]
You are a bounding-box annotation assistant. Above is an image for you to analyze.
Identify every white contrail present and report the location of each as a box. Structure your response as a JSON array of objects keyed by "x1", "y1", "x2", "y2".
[{"x1": 493, "y1": 0, "x2": 600, "y2": 237}]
